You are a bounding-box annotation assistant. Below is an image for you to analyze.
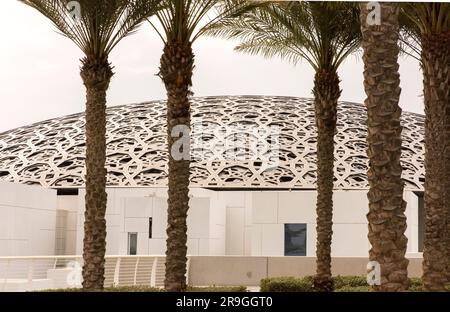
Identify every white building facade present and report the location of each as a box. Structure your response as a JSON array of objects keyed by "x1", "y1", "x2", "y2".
[
  {"x1": 0, "y1": 96, "x2": 425, "y2": 257},
  {"x1": 69, "y1": 188, "x2": 421, "y2": 257},
  {"x1": 0, "y1": 182, "x2": 57, "y2": 256}
]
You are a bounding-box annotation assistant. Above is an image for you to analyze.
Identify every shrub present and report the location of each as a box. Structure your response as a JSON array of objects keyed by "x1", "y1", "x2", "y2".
[
  {"x1": 105, "y1": 286, "x2": 163, "y2": 292},
  {"x1": 187, "y1": 286, "x2": 247, "y2": 292},
  {"x1": 260, "y1": 276, "x2": 450, "y2": 292},
  {"x1": 260, "y1": 276, "x2": 315, "y2": 292},
  {"x1": 38, "y1": 286, "x2": 162, "y2": 292},
  {"x1": 39, "y1": 288, "x2": 84, "y2": 292},
  {"x1": 409, "y1": 277, "x2": 422, "y2": 287},
  {"x1": 333, "y1": 285, "x2": 371, "y2": 292},
  {"x1": 261, "y1": 275, "x2": 370, "y2": 292},
  {"x1": 332, "y1": 276, "x2": 368, "y2": 289},
  {"x1": 38, "y1": 285, "x2": 247, "y2": 292}
]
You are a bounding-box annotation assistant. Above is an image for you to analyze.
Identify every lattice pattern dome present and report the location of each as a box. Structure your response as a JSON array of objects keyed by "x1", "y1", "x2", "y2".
[{"x1": 0, "y1": 96, "x2": 424, "y2": 190}]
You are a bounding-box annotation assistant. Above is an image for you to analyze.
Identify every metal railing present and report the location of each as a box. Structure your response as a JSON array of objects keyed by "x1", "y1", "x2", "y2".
[{"x1": 0, "y1": 255, "x2": 190, "y2": 292}]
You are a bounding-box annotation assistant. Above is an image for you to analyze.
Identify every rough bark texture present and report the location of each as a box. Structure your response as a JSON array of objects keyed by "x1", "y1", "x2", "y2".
[
  {"x1": 80, "y1": 58, "x2": 113, "y2": 291},
  {"x1": 312, "y1": 70, "x2": 341, "y2": 292},
  {"x1": 160, "y1": 41, "x2": 194, "y2": 292},
  {"x1": 360, "y1": 3, "x2": 409, "y2": 292},
  {"x1": 421, "y1": 31, "x2": 450, "y2": 291}
]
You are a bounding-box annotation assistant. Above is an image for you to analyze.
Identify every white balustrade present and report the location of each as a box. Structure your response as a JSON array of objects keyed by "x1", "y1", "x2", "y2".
[{"x1": 0, "y1": 255, "x2": 188, "y2": 292}]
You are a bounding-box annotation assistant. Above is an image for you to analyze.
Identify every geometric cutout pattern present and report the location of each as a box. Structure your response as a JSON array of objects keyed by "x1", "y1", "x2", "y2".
[{"x1": 0, "y1": 96, "x2": 424, "y2": 190}]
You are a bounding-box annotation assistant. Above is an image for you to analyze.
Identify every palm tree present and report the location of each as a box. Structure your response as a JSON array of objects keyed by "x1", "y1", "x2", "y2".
[
  {"x1": 360, "y1": 2, "x2": 409, "y2": 291},
  {"x1": 207, "y1": 1, "x2": 361, "y2": 291},
  {"x1": 400, "y1": 3, "x2": 450, "y2": 291},
  {"x1": 149, "y1": 0, "x2": 250, "y2": 292},
  {"x1": 19, "y1": 0, "x2": 162, "y2": 291}
]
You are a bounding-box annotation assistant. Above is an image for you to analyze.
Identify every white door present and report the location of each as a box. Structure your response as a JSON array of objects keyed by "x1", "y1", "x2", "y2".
[{"x1": 225, "y1": 207, "x2": 245, "y2": 255}]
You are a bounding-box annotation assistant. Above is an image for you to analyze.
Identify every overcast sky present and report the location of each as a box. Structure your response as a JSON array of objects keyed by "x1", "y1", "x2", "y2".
[{"x1": 0, "y1": 0, "x2": 424, "y2": 133}]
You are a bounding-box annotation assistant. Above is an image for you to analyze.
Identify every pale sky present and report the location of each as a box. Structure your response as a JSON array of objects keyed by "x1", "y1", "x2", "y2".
[{"x1": 0, "y1": 0, "x2": 424, "y2": 133}]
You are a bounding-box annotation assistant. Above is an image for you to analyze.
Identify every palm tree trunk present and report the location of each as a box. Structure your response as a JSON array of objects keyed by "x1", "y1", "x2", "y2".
[
  {"x1": 360, "y1": 3, "x2": 409, "y2": 292},
  {"x1": 442, "y1": 33, "x2": 450, "y2": 288},
  {"x1": 80, "y1": 58, "x2": 113, "y2": 291},
  {"x1": 312, "y1": 69, "x2": 340, "y2": 292},
  {"x1": 421, "y1": 31, "x2": 450, "y2": 291},
  {"x1": 159, "y1": 41, "x2": 194, "y2": 292}
]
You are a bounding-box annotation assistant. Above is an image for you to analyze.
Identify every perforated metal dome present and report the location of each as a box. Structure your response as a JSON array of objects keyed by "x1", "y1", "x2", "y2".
[{"x1": 0, "y1": 96, "x2": 424, "y2": 190}]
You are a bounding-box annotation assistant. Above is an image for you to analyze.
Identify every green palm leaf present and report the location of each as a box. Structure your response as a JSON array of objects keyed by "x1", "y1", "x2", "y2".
[
  {"x1": 207, "y1": 1, "x2": 361, "y2": 72},
  {"x1": 19, "y1": 0, "x2": 163, "y2": 61},
  {"x1": 150, "y1": 0, "x2": 255, "y2": 44}
]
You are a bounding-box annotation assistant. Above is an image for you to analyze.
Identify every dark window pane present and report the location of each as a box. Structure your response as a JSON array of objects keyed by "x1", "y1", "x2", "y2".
[
  {"x1": 128, "y1": 233, "x2": 137, "y2": 255},
  {"x1": 149, "y1": 217, "x2": 153, "y2": 239},
  {"x1": 417, "y1": 192, "x2": 424, "y2": 252},
  {"x1": 284, "y1": 224, "x2": 307, "y2": 256}
]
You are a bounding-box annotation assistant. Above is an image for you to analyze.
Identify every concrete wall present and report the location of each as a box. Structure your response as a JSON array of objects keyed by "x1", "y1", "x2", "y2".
[
  {"x1": 220, "y1": 192, "x2": 252, "y2": 255},
  {"x1": 56, "y1": 195, "x2": 78, "y2": 255},
  {"x1": 188, "y1": 256, "x2": 424, "y2": 286},
  {"x1": 249, "y1": 190, "x2": 420, "y2": 257},
  {"x1": 76, "y1": 188, "x2": 221, "y2": 256},
  {"x1": 72, "y1": 188, "x2": 420, "y2": 257},
  {"x1": 0, "y1": 181, "x2": 57, "y2": 256},
  {"x1": 208, "y1": 191, "x2": 226, "y2": 255}
]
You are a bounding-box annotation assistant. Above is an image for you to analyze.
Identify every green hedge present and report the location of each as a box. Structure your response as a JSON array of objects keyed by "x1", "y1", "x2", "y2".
[
  {"x1": 407, "y1": 278, "x2": 450, "y2": 292},
  {"x1": 38, "y1": 285, "x2": 247, "y2": 292},
  {"x1": 186, "y1": 286, "x2": 247, "y2": 292},
  {"x1": 260, "y1": 276, "x2": 315, "y2": 292},
  {"x1": 332, "y1": 276, "x2": 368, "y2": 289},
  {"x1": 260, "y1": 276, "x2": 450, "y2": 292},
  {"x1": 260, "y1": 275, "x2": 369, "y2": 292},
  {"x1": 39, "y1": 286, "x2": 162, "y2": 292},
  {"x1": 408, "y1": 277, "x2": 424, "y2": 292},
  {"x1": 333, "y1": 285, "x2": 371, "y2": 292}
]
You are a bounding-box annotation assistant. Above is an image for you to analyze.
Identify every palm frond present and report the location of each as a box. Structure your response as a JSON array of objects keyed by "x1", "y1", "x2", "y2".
[
  {"x1": 399, "y1": 9, "x2": 421, "y2": 62},
  {"x1": 402, "y1": 2, "x2": 450, "y2": 35},
  {"x1": 19, "y1": 0, "x2": 163, "y2": 61},
  {"x1": 150, "y1": 0, "x2": 255, "y2": 45},
  {"x1": 399, "y1": 3, "x2": 450, "y2": 62},
  {"x1": 206, "y1": 1, "x2": 361, "y2": 72}
]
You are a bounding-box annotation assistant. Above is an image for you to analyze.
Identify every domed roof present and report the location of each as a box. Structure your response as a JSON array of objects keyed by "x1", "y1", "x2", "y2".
[{"x1": 0, "y1": 96, "x2": 424, "y2": 190}]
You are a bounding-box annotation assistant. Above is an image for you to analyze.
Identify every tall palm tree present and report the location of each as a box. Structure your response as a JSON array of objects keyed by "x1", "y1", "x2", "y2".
[
  {"x1": 149, "y1": 0, "x2": 250, "y2": 292},
  {"x1": 360, "y1": 2, "x2": 409, "y2": 291},
  {"x1": 19, "y1": 0, "x2": 162, "y2": 291},
  {"x1": 207, "y1": 1, "x2": 361, "y2": 291},
  {"x1": 400, "y1": 3, "x2": 450, "y2": 291}
]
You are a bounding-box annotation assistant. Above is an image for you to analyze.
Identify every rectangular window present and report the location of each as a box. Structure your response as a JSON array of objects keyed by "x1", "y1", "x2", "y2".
[
  {"x1": 284, "y1": 224, "x2": 307, "y2": 256},
  {"x1": 149, "y1": 217, "x2": 153, "y2": 239},
  {"x1": 128, "y1": 232, "x2": 138, "y2": 255}
]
